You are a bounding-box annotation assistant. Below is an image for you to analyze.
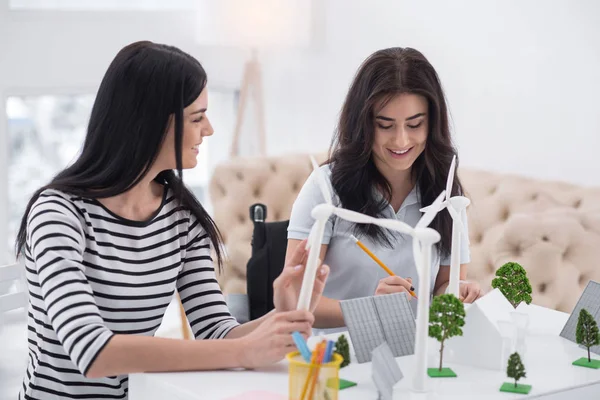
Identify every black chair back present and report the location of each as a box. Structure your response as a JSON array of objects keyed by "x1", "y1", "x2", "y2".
[{"x1": 247, "y1": 203, "x2": 289, "y2": 320}]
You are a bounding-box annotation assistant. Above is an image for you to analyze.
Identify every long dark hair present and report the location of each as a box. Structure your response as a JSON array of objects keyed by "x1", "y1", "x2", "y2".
[
  {"x1": 327, "y1": 47, "x2": 464, "y2": 260},
  {"x1": 15, "y1": 41, "x2": 225, "y2": 270}
]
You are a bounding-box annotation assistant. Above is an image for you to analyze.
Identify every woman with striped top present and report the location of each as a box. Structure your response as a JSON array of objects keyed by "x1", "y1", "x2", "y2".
[{"x1": 14, "y1": 41, "x2": 329, "y2": 399}]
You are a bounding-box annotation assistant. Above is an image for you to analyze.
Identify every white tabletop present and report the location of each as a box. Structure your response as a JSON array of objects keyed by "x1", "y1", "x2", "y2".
[{"x1": 129, "y1": 304, "x2": 600, "y2": 400}]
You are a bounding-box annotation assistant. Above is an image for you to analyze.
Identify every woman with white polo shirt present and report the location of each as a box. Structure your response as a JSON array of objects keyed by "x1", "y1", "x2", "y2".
[{"x1": 285, "y1": 47, "x2": 482, "y2": 329}]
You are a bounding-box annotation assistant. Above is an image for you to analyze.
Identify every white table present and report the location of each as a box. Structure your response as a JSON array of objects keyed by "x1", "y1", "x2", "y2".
[{"x1": 129, "y1": 304, "x2": 600, "y2": 399}]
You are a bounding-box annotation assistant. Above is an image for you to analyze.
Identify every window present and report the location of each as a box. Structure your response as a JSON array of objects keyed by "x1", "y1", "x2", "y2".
[
  {"x1": 5, "y1": 88, "x2": 235, "y2": 257},
  {"x1": 7, "y1": 94, "x2": 93, "y2": 255}
]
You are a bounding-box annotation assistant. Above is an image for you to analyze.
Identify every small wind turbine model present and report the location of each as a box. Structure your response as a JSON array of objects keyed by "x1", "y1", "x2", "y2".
[
  {"x1": 296, "y1": 155, "x2": 445, "y2": 393},
  {"x1": 420, "y1": 155, "x2": 470, "y2": 298}
]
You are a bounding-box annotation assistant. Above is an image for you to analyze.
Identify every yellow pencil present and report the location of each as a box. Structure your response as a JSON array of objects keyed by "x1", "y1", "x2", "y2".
[
  {"x1": 350, "y1": 234, "x2": 418, "y2": 299},
  {"x1": 300, "y1": 342, "x2": 324, "y2": 400}
]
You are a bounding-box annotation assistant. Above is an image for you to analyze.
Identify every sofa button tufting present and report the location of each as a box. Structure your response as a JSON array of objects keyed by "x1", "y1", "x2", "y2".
[
  {"x1": 474, "y1": 232, "x2": 483, "y2": 244},
  {"x1": 513, "y1": 244, "x2": 521, "y2": 256}
]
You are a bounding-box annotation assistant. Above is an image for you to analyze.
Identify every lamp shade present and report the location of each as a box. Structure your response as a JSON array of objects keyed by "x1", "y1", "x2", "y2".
[{"x1": 195, "y1": 0, "x2": 312, "y2": 48}]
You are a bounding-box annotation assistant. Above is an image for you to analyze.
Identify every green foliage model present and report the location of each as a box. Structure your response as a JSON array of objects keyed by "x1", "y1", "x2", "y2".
[
  {"x1": 335, "y1": 334, "x2": 350, "y2": 368},
  {"x1": 428, "y1": 294, "x2": 466, "y2": 371},
  {"x1": 507, "y1": 352, "x2": 526, "y2": 387},
  {"x1": 576, "y1": 308, "x2": 600, "y2": 362},
  {"x1": 491, "y1": 262, "x2": 532, "y2": 308}
]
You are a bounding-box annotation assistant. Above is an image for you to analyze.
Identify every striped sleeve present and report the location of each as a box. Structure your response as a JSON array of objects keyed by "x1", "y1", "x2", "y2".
[
  {"x1": 178, "y1": 214, "x2": 239, "y2": 340},
  {"x1": 27, "y1": 195, "x2": 114, "y2": 376}
]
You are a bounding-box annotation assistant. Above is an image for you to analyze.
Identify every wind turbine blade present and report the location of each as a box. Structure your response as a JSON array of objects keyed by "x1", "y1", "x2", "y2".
[
  {"x1": 447, "y1": 203, "x2": 471, "y2": 245},
  {"x1": 372, "y1": 218, "x2": 415, "y2": 236},
  {"x1": 446, "y1": 155, "x2": 456, "y2": 200},
  {"x1": 332, "y1": 208, "x2": 414, "y2": 235},
  {"x1": 306, "y1": 223, "x2": 317, "y2": 250},
  {"x1": 310, "y1": 155, "x2": 332, "y2": 205},
  {"x1": 463, "y1": 229, "x2": 471, "y2": 246},
  {"x1": 331, "y1": 208, "x2": 380, "y2": 225},
  {"x1": 416, "y1": 190, "x2": 446, "y2": 229},
  {"x1": 447, "y1": 204, "x2": 465, "y2": 233},
  {"x1": 419, "y1": 200, "x2": 449, "y2": 213},
  {"x1": 297, "y1": 218, "x2": 327, "y2": 311},
  {"x1": 412, "y1": 237, "x2": 422, "y2": 278}
]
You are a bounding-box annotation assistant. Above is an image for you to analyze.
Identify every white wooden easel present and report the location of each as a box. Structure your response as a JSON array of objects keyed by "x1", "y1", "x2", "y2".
[{"x1": 229, "y1": 50, "x2": 267, "y2": 158}]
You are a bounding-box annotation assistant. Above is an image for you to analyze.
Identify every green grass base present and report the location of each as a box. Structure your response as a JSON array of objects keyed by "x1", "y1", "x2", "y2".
[
  {"x1": 427, "y1": 368, "x2": 457, "y2": 378},
  {"x1": 499, "y1": 382, "x2": 532, "y2": 394},
  {"x1": 338, "y1": 379, "x2": 357, "y2": 390},
  {"x1": 572, "y1": 357, "x2": 600, "y2": 369}
]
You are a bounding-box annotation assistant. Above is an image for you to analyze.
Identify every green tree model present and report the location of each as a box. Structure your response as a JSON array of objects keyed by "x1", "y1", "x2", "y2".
[
  {"x1": 491, "y1": 261, "x2": 532, "y2": 309},
  {"x1": 428, "y1": 294, "x2": 466, "y2": 371},
  {"x1": 335, "y1": 334, "x2": 350, "y2": 368},
  {"x1": 507, "y1": 352, "x2": 526, "y2": 388},
  {"x1": 576, "y1": 308, "x2": 600, "y2": 363}
]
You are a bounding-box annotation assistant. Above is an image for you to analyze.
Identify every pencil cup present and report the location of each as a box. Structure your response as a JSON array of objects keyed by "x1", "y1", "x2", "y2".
[{"x1": 287, "y1": 351, "x2": 343, "y2": 400}]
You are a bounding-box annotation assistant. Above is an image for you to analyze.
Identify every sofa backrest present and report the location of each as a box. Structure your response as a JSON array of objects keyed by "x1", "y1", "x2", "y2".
[{"x1": 209, "y1": 152, "x2": 600, "y2": 313}]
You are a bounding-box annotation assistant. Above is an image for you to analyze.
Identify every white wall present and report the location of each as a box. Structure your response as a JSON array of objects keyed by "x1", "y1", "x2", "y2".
[
  {"x1": 1, "y1": 0, "x2": 599, "y2": 261},
  {"x1": 257, "y1": 0, "x2": 600, "y2": 187}
]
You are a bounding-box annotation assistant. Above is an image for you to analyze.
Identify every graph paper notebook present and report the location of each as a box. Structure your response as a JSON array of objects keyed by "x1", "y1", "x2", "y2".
[{"x1": 340, "y1": 292, "x2": 416, "y2": 363}]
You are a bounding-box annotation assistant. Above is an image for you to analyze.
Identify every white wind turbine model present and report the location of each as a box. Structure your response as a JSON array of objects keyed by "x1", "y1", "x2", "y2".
[
  {"x1": 296, "y1": 155, "x2": 445, "y2": 393},
  {"x1": 419, "y1": 155, "x2": 470, "y2": 298}
]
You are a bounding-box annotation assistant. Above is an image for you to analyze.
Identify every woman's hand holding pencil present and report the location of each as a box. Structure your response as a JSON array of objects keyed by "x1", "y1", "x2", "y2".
[
  {"x1": 349, "y1": 234, "x2": 418, "y2": 299},
  {"x1": 375, "y1": 275, "x2": 416, "y2": 297}
]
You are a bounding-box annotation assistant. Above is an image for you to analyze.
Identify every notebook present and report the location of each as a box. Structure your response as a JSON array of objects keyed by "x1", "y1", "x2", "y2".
[{"x1": 340, "y1": 292, "x2": 416, "y2": 363}]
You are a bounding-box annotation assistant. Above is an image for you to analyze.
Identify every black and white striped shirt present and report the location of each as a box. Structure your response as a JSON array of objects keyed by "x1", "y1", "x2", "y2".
[{"x1": 19, "y1": 187, "x2": 239, "y2": 399}]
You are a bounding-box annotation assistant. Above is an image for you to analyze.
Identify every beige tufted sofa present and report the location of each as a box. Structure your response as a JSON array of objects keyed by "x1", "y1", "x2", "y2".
[{"x1": 209, "y1": 153, "x2": 600, "y2": 313}]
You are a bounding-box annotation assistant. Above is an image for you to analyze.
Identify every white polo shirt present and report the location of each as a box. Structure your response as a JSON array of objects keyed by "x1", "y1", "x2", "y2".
[{"x1": 287, "y1": 164, "x2": 471, "y2": 320}]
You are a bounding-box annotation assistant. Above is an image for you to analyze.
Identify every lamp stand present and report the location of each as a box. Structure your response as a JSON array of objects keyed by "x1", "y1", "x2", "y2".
[{"x1": 229, "y1": 49, "x2": 266, "y2": 158}]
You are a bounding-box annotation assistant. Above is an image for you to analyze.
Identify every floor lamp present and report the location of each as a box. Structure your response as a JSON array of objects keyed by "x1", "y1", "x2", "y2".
[
  {"x1": 195, "y1": 0, "x2": 312, "y2": 159},
  {"x1": 229, "y1": 49, "x2": 266, "y2": 158}
]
